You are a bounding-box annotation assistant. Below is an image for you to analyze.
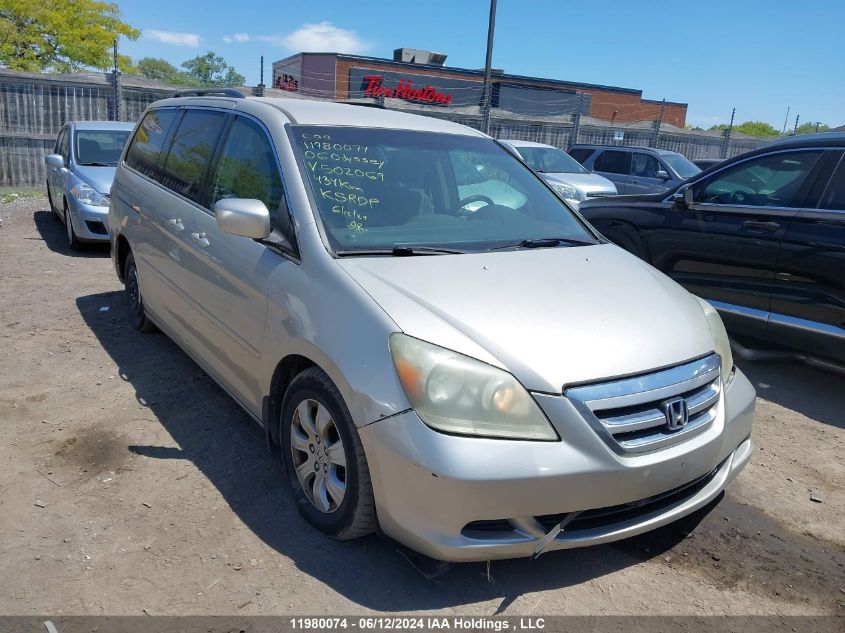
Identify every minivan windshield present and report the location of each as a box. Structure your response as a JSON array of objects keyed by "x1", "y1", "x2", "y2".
[
  {"x1": 291, "y1": 126, "x2": 596, "y2": 254},
  {"x1": 662, "y1": 153, "x2": 701, "y2": 179},
  {"x1": 516, "y1": 146, "x2": 588, "y2": 174},
  {"x1": 75, "y1": 130, "x2": 131, "y2": 166}
]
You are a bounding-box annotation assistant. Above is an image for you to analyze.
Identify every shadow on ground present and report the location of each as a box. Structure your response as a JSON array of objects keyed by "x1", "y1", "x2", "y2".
[
  {"x1": 736, "y1": 358, "x2": 844, "y2": 430},
  {"x1": 77, "y1": 290, "x2": 723, "y2": 611},
  {"x1": 33, "y1": 209, "x2": 110, "y2": 257}
]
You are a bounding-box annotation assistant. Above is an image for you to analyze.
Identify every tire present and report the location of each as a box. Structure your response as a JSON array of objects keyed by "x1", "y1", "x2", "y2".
[
  {"x1": 64, "y1": 200, "x2": 82, "y2": 251},
  {"x1": 47, "y1": 183, "x2": 60, "y2": 220},
  {"x1": 123, "y1": 252, "x2": 157, "y2": 333},
  {"x1": 280, "y1": 367, "x2": 376, "y2": 540}
]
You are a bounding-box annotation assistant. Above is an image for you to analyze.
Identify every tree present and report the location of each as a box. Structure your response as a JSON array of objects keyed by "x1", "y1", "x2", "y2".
[
  {"x1": 733, "y1": 121, "x2": 780, "y2": 137},
  {"x1": 134, "y1": 57, "x2": 198, "y2": 86},
  {"x1": 0, "y1": 0, "x2": 139, "y2": 72},
  {"x1": 181, "y1": 51, "x2": 245, "y2": 87},
  {"x1": 795, "y1": 122, "x2": 830, "y2": 134},
  {"x1": 708, "y1": 121, "x2": 781, "y2": 137}
]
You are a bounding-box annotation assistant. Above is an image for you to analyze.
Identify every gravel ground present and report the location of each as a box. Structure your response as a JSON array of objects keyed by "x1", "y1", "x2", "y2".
[{"x1": 0, "y1": 196, "x2": 843, "y2": 616}]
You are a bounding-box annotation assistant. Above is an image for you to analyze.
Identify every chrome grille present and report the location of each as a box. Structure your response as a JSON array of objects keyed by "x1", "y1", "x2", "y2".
[{"x1": 565, "y1": 354, "x2": 721, "y2": 454}]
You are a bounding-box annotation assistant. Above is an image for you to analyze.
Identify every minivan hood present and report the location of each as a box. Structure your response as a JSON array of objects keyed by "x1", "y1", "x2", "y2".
[
  {"x1": 541, "y1": 172, "x2": 617, "y2": 195},
  {"x1": 338, "y1": 244, "x2": 715, "y2": 392},
  {"x1": 74, "y1": 164, "x2": 117, "y2": 194}
]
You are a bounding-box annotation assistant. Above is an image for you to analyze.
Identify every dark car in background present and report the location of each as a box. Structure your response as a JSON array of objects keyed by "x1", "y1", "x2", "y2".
[
  {"x1": 693, "y1": 158, "x2": 725, "y2": 171},
  {"x1": 579, "y1": 133, "x2": 845, "y2": 368},
  {"x1": 568, "y1": 144, "x2": 701, "y2": 195}
]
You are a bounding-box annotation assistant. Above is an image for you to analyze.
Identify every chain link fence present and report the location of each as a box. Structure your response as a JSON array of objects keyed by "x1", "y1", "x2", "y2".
[{"x1": 0, "y1": 70, "x2": 777, "y2": 187}]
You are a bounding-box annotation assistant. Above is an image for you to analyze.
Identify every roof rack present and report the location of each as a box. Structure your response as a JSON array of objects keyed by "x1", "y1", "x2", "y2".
[{"x1": 170, "y1": 88, "x2": 245, "y2": 98}]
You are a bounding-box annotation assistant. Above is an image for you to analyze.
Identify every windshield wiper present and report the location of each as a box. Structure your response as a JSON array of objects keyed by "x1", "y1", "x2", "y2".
[
  {"x1": 79, "y1": 162, "x2": 114, "y2": 167},
  {"x1": 489, "y1": 237, "x2": 597, "y2": 251},
  {"x1": 336, "y1": 246, "x2": 467, "y2": 257}
]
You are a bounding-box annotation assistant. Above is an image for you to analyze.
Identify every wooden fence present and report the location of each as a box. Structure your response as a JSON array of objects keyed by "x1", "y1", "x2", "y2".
[{"x1": 0, "y1": 69, "x2": 175, "y2": 187}]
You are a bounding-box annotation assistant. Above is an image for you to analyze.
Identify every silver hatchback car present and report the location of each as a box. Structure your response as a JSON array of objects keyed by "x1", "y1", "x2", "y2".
[
  {"x1": 46, "y1": 121, "x2": 135, "y2": 249},
  {"x1": 109, "y1": 90, "x2": 755, "y2": 562}
]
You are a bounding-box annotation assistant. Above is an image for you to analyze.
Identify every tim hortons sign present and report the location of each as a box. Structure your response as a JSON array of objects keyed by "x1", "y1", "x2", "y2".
[{"x1": 362, "y1": 75, "x2": 453, "y2": 105}]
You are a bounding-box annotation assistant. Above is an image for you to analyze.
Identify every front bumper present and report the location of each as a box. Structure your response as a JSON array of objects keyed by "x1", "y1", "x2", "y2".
[
  {"x1": 67, "y1": 197, "x2": 110, "y2": 242},
  {"x1": 359, "y1": 367, "x2": 755, "y2": 562}
]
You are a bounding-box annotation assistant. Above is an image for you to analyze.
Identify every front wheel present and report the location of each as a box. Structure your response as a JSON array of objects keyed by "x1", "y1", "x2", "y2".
[
  {"x1": 124, "y1": 252, "x2": 156, "y2": 333},
  {"x1": 47, "y1": 183, "x2": 60, "y2": 220},
  {"x1": 280, "y1": 367, "x2": 376, "y2": 540},
  {"x1": 64, "y1": 201, "x2": 82, "y2": 250}
]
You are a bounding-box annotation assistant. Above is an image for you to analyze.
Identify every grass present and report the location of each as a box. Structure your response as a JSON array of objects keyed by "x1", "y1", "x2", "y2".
[{"x1": 1, "y1": 188, "x2": 44, "y2": 204}]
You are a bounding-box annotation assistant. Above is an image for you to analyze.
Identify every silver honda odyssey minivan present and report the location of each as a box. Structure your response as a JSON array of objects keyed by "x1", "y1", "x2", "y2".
[{"x1": 109, "y1": 89, "x2": 755, "y2": 562}]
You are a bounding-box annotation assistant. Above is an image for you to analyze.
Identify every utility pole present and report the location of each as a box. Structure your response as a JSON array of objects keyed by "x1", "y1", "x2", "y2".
[
  {"x1": 112, "y1": 38, "x2": 121, "y2": 122},
  {"x1": 480, "y1": 0, "x2": 498, "y2": 135},
  {"x1": 813, "y1": 121, "x2": 822, "y2": 133},
  {"x1": 781, "y1": 106, "x2": 790, "y2": 135},
  {"x1": 651, "y1": 98, "x2": 666, "y2": 148},
  {"x1": 793, "y1": 114, "x2": 800, "y2": 134},
  {"x1": 256, "y1": 56, "x2": 266, "y2": 96},
  {"x1": 721, "y1": 107, "x2": 735, "y2": 159},
  {"x1": 571, "y1": 92, "x2": 584, "y2": 147}
]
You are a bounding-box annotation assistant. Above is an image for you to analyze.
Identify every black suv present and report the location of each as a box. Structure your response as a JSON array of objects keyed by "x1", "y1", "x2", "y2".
[{"x1": 579, "y1": 133, "x2": 845, "y2": 366}]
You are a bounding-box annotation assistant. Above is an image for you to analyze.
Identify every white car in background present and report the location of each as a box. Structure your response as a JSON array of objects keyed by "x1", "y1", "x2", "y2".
[{"x1": 500, "y1": 139, "x2": 618, "y2": 208}]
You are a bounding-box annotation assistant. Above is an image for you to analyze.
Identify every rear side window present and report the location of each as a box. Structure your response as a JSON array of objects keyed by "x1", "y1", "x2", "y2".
[
  {"x1": 630, "y1": 153, "x2": 661, "y2": 178},
  {"x1": 568, "y1": 148, "x2": 594, "y2": 165},
  {"x1": 819, "y1": 157, "x2": 845, "y2": 211},
  {"x1": 125, "y1": 109, "x2": 180, "y2": 180},
  {"x1": 594, "y1": 150, "x2": 630, "y2": 174},
  {"x1": 159, "y1": 110, "x2": 229, "y2": 204},
  {"x1": 210, "y1": 116, "x2": 284, "y2": 220},
  {"x1": 695, "y1": 150, "x2": 822, "y2": 208}
]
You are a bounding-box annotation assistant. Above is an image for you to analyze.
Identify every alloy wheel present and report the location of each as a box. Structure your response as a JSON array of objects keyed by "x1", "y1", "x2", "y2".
[
  {"x1": 290, "y1": 399, "x2": 347, "y2": 513},
  {"x1": 127, "y1": 266, "x2": 141, "y2": 316}
]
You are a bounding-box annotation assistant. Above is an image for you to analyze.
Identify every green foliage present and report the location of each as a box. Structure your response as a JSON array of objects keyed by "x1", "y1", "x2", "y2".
[
  {"x1": 134, "y1": 57, "x2": 199, "y2": 86},
  {"x1": 734, "y1": 121, "x2": 780, "y2": 137},
  {"x1": 708, "y1": 121, "x2": 781, "y2": 137},
  {"x1": 0, "y1": 0, "x2": 139, "y2": 72},
  {"x1": 795, "y1": 122, "x2": 830, "y2": 134},
  {"x1": 180, "y1": 51, "x2": 245, "y2": 87}
]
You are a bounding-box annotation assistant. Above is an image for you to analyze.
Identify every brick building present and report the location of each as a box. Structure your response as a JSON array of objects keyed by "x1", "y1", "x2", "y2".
[{"x1": 272, "y1": 49, "x2": 687, "y2": 127}]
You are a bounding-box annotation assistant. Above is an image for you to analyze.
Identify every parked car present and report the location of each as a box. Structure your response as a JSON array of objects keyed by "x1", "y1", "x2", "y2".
[
  {"x1": 109, "y1": 89, "x2": 754, "y2": 562},
  {"x1": 579, "y1": 133, "x2": 845, "y2": 366},
  {"x1": 693, "y1": 158, "x2": 725, "y2": 171},
  {"x1": 498, "y1": 139, "x2": 617, "y2": 208},
  {"x1": 568, "y1": 144, "x2": 701, "y2": 194},
  {"x1": 45, "y1": 121, "x2": 135, "y2": 249}
]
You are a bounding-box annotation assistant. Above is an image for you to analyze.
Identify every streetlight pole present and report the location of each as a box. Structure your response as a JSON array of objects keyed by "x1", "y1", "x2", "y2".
[{"x1": 480, "y1": 0, "x2": 498, "y2": 136}]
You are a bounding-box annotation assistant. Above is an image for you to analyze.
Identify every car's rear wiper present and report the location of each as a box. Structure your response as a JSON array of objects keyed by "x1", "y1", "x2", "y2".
[
  {"x1": 488, "y1": 237, "x2": 597, "y2": 250},
  {"x1": 335, "y1": 246, "x2": 467, "y2": 257}
]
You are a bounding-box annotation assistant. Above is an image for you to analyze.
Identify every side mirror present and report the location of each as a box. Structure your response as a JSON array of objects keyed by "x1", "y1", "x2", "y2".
[
  {"x1": 46, "y1": 154, "x2": 64, "y2": 169},
  {"x1": 673, "y1": 185, "x2": 694, "y2": 208},
  {"x1": 214, "y1": 198, "x2": 271, "y2": 239},
  {"x1": 656, "y1": 170, "x2": 671, "y2": 180}
]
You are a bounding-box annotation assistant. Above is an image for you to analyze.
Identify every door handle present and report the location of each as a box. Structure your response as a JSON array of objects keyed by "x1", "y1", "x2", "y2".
[
  {"x1": 191, "y1": 232, "x2": 209, "y2": 247},
  {"x1": 742, "y1": 220, "x2": 780, "y2": 232},
  {"x1": 131, "y1": 204, "x2": 141, "y2": 214},
  {"x1": 168, "y1": 217, "x2": 184, "y2": 231}
]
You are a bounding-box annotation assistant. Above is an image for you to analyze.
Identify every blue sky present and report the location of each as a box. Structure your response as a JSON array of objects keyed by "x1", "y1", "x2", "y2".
[{"x1": 118, "y1": 0, "x2": 844, "y2": 129}]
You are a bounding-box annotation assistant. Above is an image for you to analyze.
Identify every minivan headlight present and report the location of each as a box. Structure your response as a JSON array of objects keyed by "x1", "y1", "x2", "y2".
[
  {"x1": 696, "y1": 298, "x2": 734, "y2": 385},
  {"x1": 389, "y1": 333, "x2": 558, "y2": 441},
  {"x1": 70, "y1": 183, "x2": 109, "y2": 207},
  {"x1": 550, "y1": 182, "x2": 579, "y2": 201}
]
